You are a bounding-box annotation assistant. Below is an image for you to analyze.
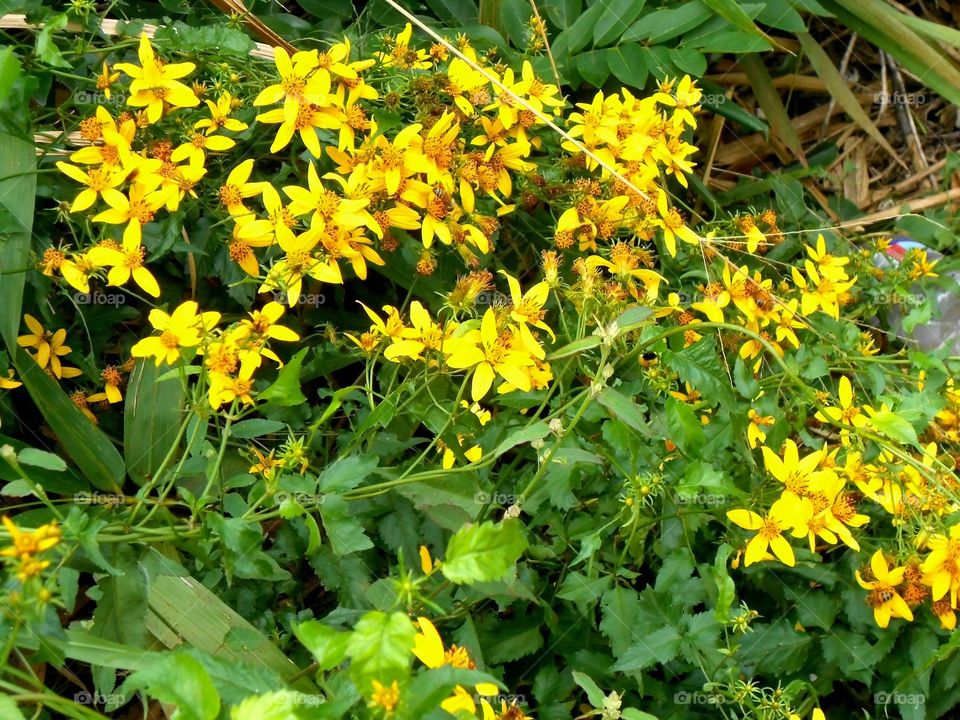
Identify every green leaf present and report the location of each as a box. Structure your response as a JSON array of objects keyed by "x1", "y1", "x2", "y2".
[
  {"x1": 346, "y1": 611, "x2": 415, "y2": 684},
  {"x1": 594, "y1": 0, "x2": 646, "y2": 47},
  {"x1": 320, "y1": 495, "x2": 374, "y2": 555},
  {"x1": 318, "y1": 454, "x2": 378, "y2": 493},
  {"x1": 699, "y1": 0, "x2": 778, "y2": 48},
  {"x1": 425, "y1": 0, "x2": 478, "y2": 23},
  {"x1": 208, "y1": 514, "x2": 292, "y2": 581},
  {"x1": 606, "y1": 44, "x2": 648, "y2": 89},
  {"x1": 35, "y1": 13, "x2": 70, "y2": 68},
  {"x1": 0, "y1": 47, "x2": 23, "y2": 104},
  {"x1": 122, "y1": 653, "x2": 220, "y2": 720},
  {"x1": 230, "y1": 419, "x2": 285, "y2": 439},
  {"x1": 576, "y1": 50, "x2": 609, "y2": 87},
  {"x1": 600, "y1": 586, "x2": 640, "y2": 658},
  {"x1": 0, "y1": 696, "x2": 24, "y2": 720},
  {"x1": 739, "y1": 53, "x2": 806, "y2": 164},
  {"x1": 542, "y1": 0, "x2": 581, "y2": 28},
  {"x1": 622, "y1": 711, "x2": 659, "y2": 720},
  {"x1": 668, "y1": 46, "x2": 707, "y2": 76},
  {"x1": 547, "y1": 335, "x2": 601, "y2": 360},
  {"x1": 500, "y1": 0, "x2": 531, "y2": 47},
  {"x1": 90, "y1": 556, "x2": 149, "y2": 648},
  {"x1": 571, "y1": 671, "x2": 605, "y2": 707},
  {"x1": 402, "y1": 666, "x2": 502, "y2": 718},
  {"x1": 552, "y1": 1, "x2": 607, "y2": 55},
  {"x1": 11, "y1": 348, "x2": 125, "y2": 491},
  {"x1": 16, "y1": 447, "x2": 66, "y2": 472},
  {"x1": 0, "y1": 133, "x2": 34, "y2": 350},
  {"x1": 258, "y1": 348, "x2": 308, "y2": 406},
  {"x1": 442, "y1": 519, "x2": 528, "y2": 584},
  {"x1": 297, "y1": 0, "x2": 359, "y2": 19},
  {"x1": 866, "y1": 409, "x2": 920, "y2": 447},
  {"x1": 597, "y1": 388, "x2": 651, "y2": 434},
  {"x1": 665, "y1": 397, "x2": 705, "y2": 454},
  {"x1": 230, "y1": 690, "x2": 308, "y2": 720},
  {"x1": 612, "y1": 625, "x2": 682, "y2": 670},
  {"x1": 294, "y1": 621, "x2": 350, "y2": 671},
  {"x1": 622, "y1": 1, "x2": 712, "y2": 44},
  {"x1": 663, "y1": 336, "x2": 733, "y2": 407},
  {"x1": 494, "y1": 421, "x2": 549, "y2": 458},
  {"x1": 698, "y1": 79, "x2": 768, "y2": 132},
  {"x1": 124, "y1": 359, "x2": 185, "y2": 485}
]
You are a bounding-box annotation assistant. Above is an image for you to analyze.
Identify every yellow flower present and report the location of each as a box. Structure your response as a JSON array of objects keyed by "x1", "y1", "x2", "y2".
[
  {"x1": 444, "y1": 309, "x2": 535, "y2": 401},
  {"x1": 814, "y1": 376, "x2": 868, "y2": 443},
  {"x1": 87, "y1": 365, "x2": 125, "y2": 404},
  {"x1": 209, "y1": 363, "x2": 256, "y2": 408},
  {"x1": 256, "y1": 65, "x2": 343, "y2": 157},
  {"x1": 170, "y1": 130, "x2": 236, "y2": 166},
  {"x1": 284, "y1": 162, "x2": 379, "y2": 236},
  {"x1": 91, "y1": 179, "x2": 168, "y2": 243},
  {"x1": 218, "y1": 159, "x2": 267, "y2": 218},
  {"x1": 87, "y1": 236, "x2": 160, "y2": 299},
  {"x1": 131, "y1": 301, "x2": 221, "y2": 366},
  {"x1": 412, "y1": 617, "x2": 498, "y2": 714},
  {"x1": 194, "y1": 93, "x2": 249, "y2": 135},
  {"x1": 747, "y1": 409, "x2": 774, "y2": 449},
  {"x1": 253, "y1": 46, "x2": 324, "y2": 115},
  {"x1": 761, "y1": 439, "x2": 831, "y2": 496},
  {"x1": 921, "y1": 524, "x2": 960, "y2": 606},
  {"x1": 791, "y1": 261, "x2": 856, "y2": 319},
  {"x1": 805, "y1": 234, "x2": 849, "y2": 280},
  {"x1": 95, "y1": 61, "x2": 120, "y2": 99},
  {"x1": 500, "y1": 271, "x2": 555, "y2": 340},
  {"x1": 55, "y1": 161, "x2": 128, "y2": 212},
  {"x1": 656, "y1": 190, "x2": 700, "y2": 257},
  {"x1": 419, "y1": 545, "x2": 440, "y2": 575},
  {"x1": 0, "y1": 369, "x2": 20, "y2": 390},
  {"x1": 369, "y1": 679, "x2": 400, "y2": 713},
  {"x1": 17, "y1": 314, "x2": 72, "y2": 378},
  {"x1": 70, "y1": 106, "x2": 135, "y2": 168},
  {"x1": 856, "y1": 551, "x2": 913, "y2": 628},
  {"x1": 0, "y1": 516, "x2": 61, "y2": 559},
  {"x1": 115, "y1": 33, "x2": 200, "y2": 123},
  {"x1": 727, "y1": 493, "x2": 805, "y2": 566}
]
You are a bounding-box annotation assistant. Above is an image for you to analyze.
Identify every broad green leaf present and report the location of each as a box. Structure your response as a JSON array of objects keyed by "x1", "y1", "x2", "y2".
[
  {"x1": 124, "y1": 359, "x2": 185, "y2": 485},
  {"x1": 35, "y1": 13, "x2": 71, "y2": 68},
  {"x1": 612, "y1": 625, "x2": 682, "y2": 670},
  {"x1": 318, "y1": 454, "x2": 378, "y2": 493},
  {"x1": 442, "y1": 519, "x2": 528, "y2": 584},
  {"x1": 0, "y1": 695, "x2": 24, "y2": 720},
  {"x1": 552, "y1": 1, "x2": 607, "y2": 55},
  {"x1": 122, "y1": 653, "x2": 220, "y2": 720},
  {"x1": 500, "y1": 0, "x2": 531, "y2": 47},
  {"x1": 295, "y1": 621, "x2": 351, "y2": 671},
  {"x1": 622, "y1": 1, "x2": 711, "y2": 44},
  {"x1": 622, "y1": 711, "x2": 659, "y2": 720},
  {"x1": 346, "y1": 611, "x2": 415, "y2": 683},
  {"x1": 258, "y1": 348, "x2": 308, "y2": 406},
  {"x1": 231, "y1": 690, "x2": 308, "y2": 720},
  {"x1": 668, "y1": 46, "x2": 707, "y2": 76},
  {"x1": 607, "y1": 44, "x2": 648, "y2": 89},
  {"x1": 493, "y1": 421, "x2": 549, "y2": 458},
  {"x1": 576, "y1": 50, "x2": 609, "y2": 87},
  {"x1": 0, "y1": 47, "x2": 22, "y2": 104},
  {"x1": 12, "y1": 347, "x2": 125, "y2": 491},
  {"x1": 664, "y1": 336, "x2": 734, "y2": 406},
  {"x1": 229, "y1": 419, "x2": 285, "y2": 439},
  {"x1": 89, "y1": 555, "x2": 149, "y2": 648},
  {"x1": 17, "y1": 447, "x2": 66, "y2": 472},
  {"x1": 541, "y1": 0, "x2": 581, "y2": 28},
  {"x1": 866, "y1": 409, "x2": 920, "y2": 447},
  {"x1": 0, "y1": 133, "x2": 34, "y2": 350},
  {"x1": 320, "y1": 495, "x2": 374, "y2": 555},
  {"x1": 593, "y1": 0, "x2": 646, "y2": 47},
  {"x1": 208, "y1": 514, "x2": 292, "y2": 581}
]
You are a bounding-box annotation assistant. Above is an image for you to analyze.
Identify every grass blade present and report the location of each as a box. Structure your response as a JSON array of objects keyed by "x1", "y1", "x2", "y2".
[
  {"x1": 0, "y1": 133, "x2": 34, "y2": 349},
  {"x1": 796, "y1": 32, "x2": 907, "y2": 170},
  {"x1": 739, "y1": 54, "x2": 807, "y2": 166}
]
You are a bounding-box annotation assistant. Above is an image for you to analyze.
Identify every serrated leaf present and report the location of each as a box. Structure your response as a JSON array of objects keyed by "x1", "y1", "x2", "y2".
[
  {"x1": 866, "y1": 409, "x2": 920, "y2": 447},
  {"x1": 121, "y1": 653, "x2": 219, "y2": 720},
  {"x1": 612, "y1": 625, "x2": 682, "y2": 671},
  {"x1": 318, "y1": 454, "x2": 378, "y2": 493},
  {"x1": 597, "y1": 388, "x2": 651, "y2": 434},
  {"x1": 320, "y1": 495, "x2": 374, "y2": 556},
  {"x1": 572, "y1": 671, "x2": 605, "y2": 707},
  {"x1": 442, "y1": 520, "x2": 527, "y2": 584},
  {"x1": 346, "y1": 611, "x2": 415, "y2": 683},
  {"x1": 665, "y1": 397, "x2": 705, "y2": 453}
]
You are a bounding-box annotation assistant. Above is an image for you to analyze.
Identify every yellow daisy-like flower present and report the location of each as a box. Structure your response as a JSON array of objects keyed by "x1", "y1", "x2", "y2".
[
  {"x1": 856, "y1": 551, "x2": 913, "y2": 628},
  {"x1": 727, "y1": 493, "x2": 805, "y2": 567},
  {"x1": 218, "y1": 159, "x2": 267, "y2": 218},
  {"x1": 369, "y1": 679, "x2": 400, "y2": 714},
  {"x1": 0, "y1": 516, "x2": 61, "y2": 559},
  {"x1": 194, "y1": 92, "x2": 249, "y2": 135},
  {"x1": 114, "y1": 33, "x2": 200, "y2": 123},
  {"x1": 55, "y1": 161, "x2": 128, "y2": 213},
  {"x1": 131, "y1": 301, "x2": 221, "y2": 366},
  {"x1": 95, "y1": 61, "x2": 120, "y2": 100},
  {"x1": 91, "y1": 182, "x2": 169, "y2": 247},
  {"x1": 17, "y1": 314, "x2": 72, "y2": 378}
]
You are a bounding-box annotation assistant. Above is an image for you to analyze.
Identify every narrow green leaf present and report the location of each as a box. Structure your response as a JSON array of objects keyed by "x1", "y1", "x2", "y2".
[
  {"x1": 230, "y1": 419, "x2": 285, "y2": 439},
  {"x1": 739, "y1": 54, "x2": 807, "y2": 165},
  {"x1": 796, "y1": 32, "x2": 905, "y2": 168},
  {"x1": 493, "y1": 421, "x2": 550, "y2": 458},
  {"x1": 572, "y1": 671, "x2": 605, "y2": 707},
  {"x1": 499, "y1": 0, "x2": 531, "y2": 47},
  {"x1": 17, "y1": 448, "x2": 66, "y2": 472},
  {"x1": 0, "y1": 133, "x2": 34, "y2": 349},
  {"x1": 124, "y1": 359, "x2": 185, "y2": 485},
  {"x1": 12, "y1": 347, "x2": 125, "y2": 491},
  {"x1": 699, "y1": 0, "x2": 778, "y2": 49}
]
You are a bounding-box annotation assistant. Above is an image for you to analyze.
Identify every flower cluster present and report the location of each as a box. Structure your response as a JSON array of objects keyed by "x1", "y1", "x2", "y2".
[{"x1": 1, "y1": 516, "x2": 61, "y2": 584}]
